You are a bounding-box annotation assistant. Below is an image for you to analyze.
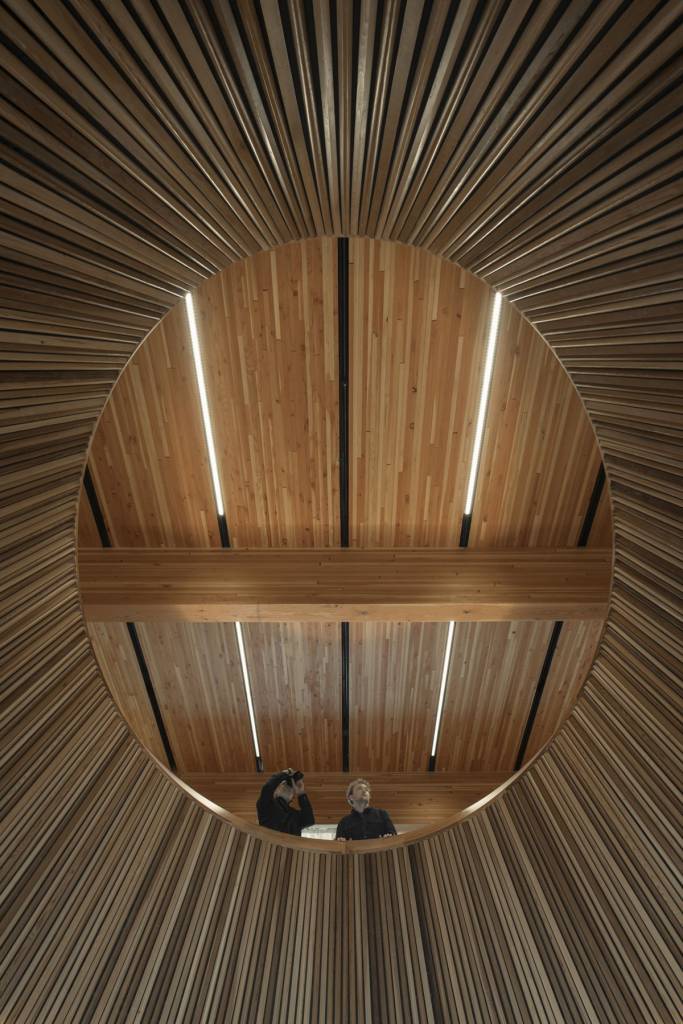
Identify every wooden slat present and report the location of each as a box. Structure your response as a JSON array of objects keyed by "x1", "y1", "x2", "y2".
[
  {"x1": 79, "y1": 546, "x2": 612, "y2": 622},
  {"x1": 1, "y1": 2, "x2": 680, "y2": 1021}
]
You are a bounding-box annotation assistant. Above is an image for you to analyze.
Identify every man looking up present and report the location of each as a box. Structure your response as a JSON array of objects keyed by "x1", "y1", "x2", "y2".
[
  {"x1": 256, "y1": 769, "x2": 314, "y2": 836},
  {"x1": 335, "y1": 778, "x2": 397, "y2": 841}
]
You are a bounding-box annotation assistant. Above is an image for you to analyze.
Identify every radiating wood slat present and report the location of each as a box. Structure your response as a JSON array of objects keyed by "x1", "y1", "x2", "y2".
[{"x1": 1, "y1": 2, "x2": 680, "y2": 1021}]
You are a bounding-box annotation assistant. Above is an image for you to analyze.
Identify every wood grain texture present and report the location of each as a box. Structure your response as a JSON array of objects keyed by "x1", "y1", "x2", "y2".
[
  {"x1": 241, "y1": 621, "x2": 343, "y2": 772},
  {"x1": 349, "y1": 237, "x2": 488, "y2": 546},
  {"x1": 79, "y1": 546, "x2": 611, "y2": 622},
  {"x1": 87, "y1": 302, "x2": 221, "y2": 548},
  {"x1": 436, "y1": 621, "x2": 554, "y2": 772},
  {"x1": 181, "y1": 771, "x2": 509, "y2": 827},
  {"x1": 197, "y1": 237, "x2": 339, "y2": 547},
  {"x1": 524, "y1": 618, "x2": 606, "y2": 763},
  {"x1": 134, "y1": 621, "x2": 255, "y2": 774},
  {"x1": 1, "y1": 2, "x2": 680, "y2": 1021},
  {"x1": 469, "y1": 306, "x2": 605, "y2": 547},
  {"x1": 86, "y1": 621, "x2": 168, "y2": 766},
  {"x1": 349, "y1": 622, "x2": 449, "y2": 772}
]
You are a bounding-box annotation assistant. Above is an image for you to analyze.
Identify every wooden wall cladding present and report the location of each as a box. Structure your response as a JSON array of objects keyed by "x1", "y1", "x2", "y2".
[{"x1": 2, "y1": 2, "x2": 680, "y2": 1022}]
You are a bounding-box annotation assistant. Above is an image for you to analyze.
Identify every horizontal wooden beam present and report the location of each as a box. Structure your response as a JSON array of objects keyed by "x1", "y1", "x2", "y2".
[{"x1": 79, "y1": 548, "x2": 611, "y2": 623}]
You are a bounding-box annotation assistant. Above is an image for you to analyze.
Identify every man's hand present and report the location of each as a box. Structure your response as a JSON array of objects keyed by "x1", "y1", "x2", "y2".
[
  {"x1": 335, "y1": 836, "x2": 347, "y2": 841},
  {"x1": 293, "y1": 777, "x2": 305, "y2": 796}
]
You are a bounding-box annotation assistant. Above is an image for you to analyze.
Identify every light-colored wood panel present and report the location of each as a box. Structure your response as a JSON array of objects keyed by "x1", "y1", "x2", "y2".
[
  {"x1": 469, "y1": 309, "x2": 604, "y2": 547},
  {"x1": 588, "y1": 486, "x2": 614, "y2": 548},
  {"x1": 135, "y1": 622, "x2": 255, "y2": 773},
  {"x1": 524, "y1": 619, "x2": 605, "y2": 762},
  {"x1": 181, "y1": 771, "x2": 508, "y2": 826},
  {"x1": 3, "y1": 3, "x2": 680, "y2": 1022},
  {"x1": 196, "y1": 237, "x2": 339, "y2": 547},
  {"x1": 87, "y1": 302, "x2": 221, "y2": 547},
  {"x1": 80, "y1": 546, "x2": 611, "y2": 622},
  {"x1": 349, "y1": 622, "x2": 449, "y2": 772},
  {"x1": 349, "y1": 237, "x2": 489, "y2": 546},
  {"x1": 76, "y1": 487, "x2": 101, "y2": 548},
  {"x1": 436, "y1": 621, "x2": 554, "y2": 772},
  {"x1": 87, "y1": 621, "x2": 168, "y2": 765},
  {"x1": 242, "y1": 622, "x2": 342, "y2": 771}
]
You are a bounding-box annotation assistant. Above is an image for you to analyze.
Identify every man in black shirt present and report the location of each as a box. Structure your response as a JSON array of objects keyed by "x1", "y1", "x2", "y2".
[
  {"x1": 335, "y1": 778, "x2": 397, "y2": 841},
  {"x1": 256, "y1": 769, "x2": 315, "y2": 836}
]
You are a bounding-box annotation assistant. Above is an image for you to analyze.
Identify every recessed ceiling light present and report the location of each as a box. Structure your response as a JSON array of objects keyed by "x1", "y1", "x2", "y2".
[
  {"x1": 464, "y1": 291, "x2": 503, "y2": 516},
  {"x1": 185, "y1": 292, "x2": 225, "y2": 518},
  {"x1": 234, "y1": 620, "x2": 261, "y2": 760},
  {"x1": 430, "y1": 620, "x2": 456, "y2": 759}
]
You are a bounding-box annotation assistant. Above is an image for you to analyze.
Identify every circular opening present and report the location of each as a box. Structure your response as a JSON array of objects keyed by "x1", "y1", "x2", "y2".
[{"x1": 77, "y1": 238, "x2": 612, "y2": 845}]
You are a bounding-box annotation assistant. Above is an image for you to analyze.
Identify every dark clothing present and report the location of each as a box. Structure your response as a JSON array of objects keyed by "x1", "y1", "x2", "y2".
[
  {"x1": 335, "y1": 806, "x2": 397, "y2": 841},
  {"x1": 257, "y1": 771, "x2": 315, "y2": 836}
]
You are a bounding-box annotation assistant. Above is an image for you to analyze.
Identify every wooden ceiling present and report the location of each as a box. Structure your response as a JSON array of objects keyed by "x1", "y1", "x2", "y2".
[
  {"x1": 4, "y1": 1, "x2": 678, "y2": 1018},
  {"x1": 80, "y1": 237, "x2": 612, "y2": 783}
]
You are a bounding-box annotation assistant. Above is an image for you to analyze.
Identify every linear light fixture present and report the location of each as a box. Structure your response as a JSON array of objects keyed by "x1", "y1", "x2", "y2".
[
  {"x1": 234, "y1": 620, "x2": 261, "y2": 762},
  {"x1": 463, "y1": 290, "x2": 503, "y2": 516},
  {"x1": 185, "y1": 292, "x2": 225, "y2": 517},
  {"x1": 430, "y1": 620, "x2": 456, "y2": 765}
]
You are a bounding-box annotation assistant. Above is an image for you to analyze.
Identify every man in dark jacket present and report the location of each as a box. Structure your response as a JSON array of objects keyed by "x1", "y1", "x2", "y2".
[
  {"x1": 335, "y1": 778, "x2": 397, "y2": 841},
  {"x1": 256, "y1": 769, "x2": 314, "y2": 836}
]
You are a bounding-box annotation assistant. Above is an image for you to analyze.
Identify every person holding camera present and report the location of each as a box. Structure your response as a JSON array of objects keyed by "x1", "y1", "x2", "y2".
[
  {"x1": 335, "y1": 778, "x2": 396, "y2": 841},
  {"x1": 256, "y1": 768, "x2": 314, "y2": 836}
]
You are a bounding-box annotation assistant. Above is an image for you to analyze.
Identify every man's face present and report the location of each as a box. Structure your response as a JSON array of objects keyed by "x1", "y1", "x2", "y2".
[{"x1": 350, "y1": 782, "x2": 370, "y2": 812}]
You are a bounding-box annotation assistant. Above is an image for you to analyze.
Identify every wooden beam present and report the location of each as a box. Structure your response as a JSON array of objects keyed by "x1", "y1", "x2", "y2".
[{"x1": 79, "y1": 548, "x2": 611, "y2": 623}]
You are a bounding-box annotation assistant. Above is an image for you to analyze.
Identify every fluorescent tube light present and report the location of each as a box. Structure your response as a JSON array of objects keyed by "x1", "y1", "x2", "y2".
[
  {"x1": 234, "y1": 621, "x2": 261, "y2": 759},
  {"x1": 463, "y1": 291, "x2": 503, "y2": 516},
  {"x1": 430, "y1": 620, "x2": 456, "y2": 758},
  {"x1": 185, "y1": 292, "x2": 225, "y2": 517}
]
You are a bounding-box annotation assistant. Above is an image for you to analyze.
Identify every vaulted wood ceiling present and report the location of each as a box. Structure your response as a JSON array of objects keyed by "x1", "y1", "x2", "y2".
[{"x1": 79, "y1": 237, "x2": 611, "y2": 785}]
